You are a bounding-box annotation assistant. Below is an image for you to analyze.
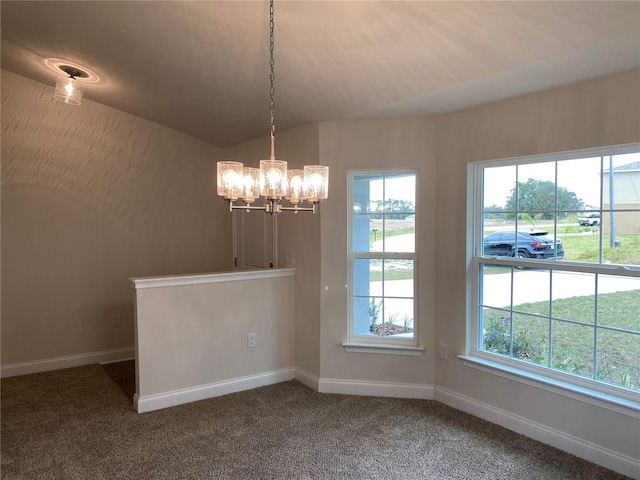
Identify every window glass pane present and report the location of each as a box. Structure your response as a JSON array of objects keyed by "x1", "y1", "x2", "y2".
[
  {"x1": 353, "y1": 175, "x2": 379, "y2": 253},
  {"x1": 352, "y1": 213, "x2": 380, "y2": 253},
  {"x1": 557, "y1": 157, "x2": 601, "y2": 211},
  {"x1": 382, "y1": 259, "x2": 413, "y2": 299},
  {"x1": 551, "y1": 320, "x2": 594, "y2": 380},
  {"x1": 512, "y1": 313, "x2": 549, "y2": 366},
  {"x1": 481, "y1": 309, "x2": 512, "y2": 357},
  {"x1": 482, "y1": 217, "x2": 518, "y2": 258},
  {"x1": 597, "y1": 329, "x2": 640, "y2": 390},
  {"x1": 482, "y1": 231, "x2": 517, "y2": 258},
  {"x1": 551, "y1": 271, "x2": 595, "y2": 324},
  {"x1": 382, "y1": 216, "x2": 414, "y2": 253},
  {"x1": 380, "y1": 297, "x2": 414, "y2": 336},
  {"x1": 352, "y1": 173, "x2": 416, "y2": 253},
  {"x1": 562, "y1": 227, "x2": 601, "y2": 264},
  {"x1": 601, "y1": 211, "x2": 640, "y2": 266},
  {"x1": 384, "y1": 175, "x2": 415, "y2": 215},
  {"x1": 480, "y1": 264, "x2": 511, "y2": 309},
  {"x1": 482, "y1": 213, "x2": 517, "y2": 246},
  {"x1": 597, "y1": 276, "x2": 640, "y2": 331},
  {"x1": 513, "y1": 269, "x2": 549, "y2": 315},
  {"x1": 354, "y1": 296, "x2": 379, "y2": 336},
  {"x1": 353, "y1": 258, "x2": 373, "y2": 297},
  {"x1": 516, "y1": 162, "x2": 556, "y2": 214},
  {"x1": 383, "y1": 174, "x2": 415, "y2": 253},
  {"x1": 483, "y1": 165, "x2": 516, "y2": 212}
]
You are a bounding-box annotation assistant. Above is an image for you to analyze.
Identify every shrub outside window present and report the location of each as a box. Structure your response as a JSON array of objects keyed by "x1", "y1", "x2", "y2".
[
  {"x1": 469, "y1": 145, "x2": 640, "y2": 401},
  {"x1": 348, "y1": 170, "x2": 417, "y2": 346}
]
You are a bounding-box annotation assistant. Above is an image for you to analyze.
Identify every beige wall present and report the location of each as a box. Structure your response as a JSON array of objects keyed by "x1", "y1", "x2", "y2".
[
  {"x1": 132, "y1": 270, "x2": 295, "y2": 412},
  {"x1": 318, "y1": 117, "x2": 437, "y2": 385},
  {"x1": 434, "y1": 69, "x2": 640, "y2": 459},
  {"x1": 1, "y1": 70, "x2": 229, "y2": 365}
]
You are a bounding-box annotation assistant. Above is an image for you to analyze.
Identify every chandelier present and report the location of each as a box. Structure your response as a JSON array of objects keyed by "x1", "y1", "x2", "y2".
[{"x1": 216, "y1": 0, "x2": 329, "y2": 215}]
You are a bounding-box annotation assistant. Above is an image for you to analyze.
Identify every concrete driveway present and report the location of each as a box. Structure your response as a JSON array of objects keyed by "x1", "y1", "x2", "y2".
[{"x1": 482, "y1": 270, "x2": 639, "y2": 308}]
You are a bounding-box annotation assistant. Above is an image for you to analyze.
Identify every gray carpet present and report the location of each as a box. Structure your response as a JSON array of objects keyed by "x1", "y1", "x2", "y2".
[{"x1": 1, "y1": 364, "x2": 629, "y2": 479}]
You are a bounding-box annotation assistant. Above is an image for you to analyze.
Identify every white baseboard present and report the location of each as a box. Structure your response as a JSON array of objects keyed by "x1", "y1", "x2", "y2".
[
  {"x1": 434, "y1": 386, "x2": 640, "y2": 480},
  {"x1": 0, "y1": 347, "x2": 135, "y2": 378},
  {"x1": 318, "y1": 377, "x2": 434, "y2": 400},
  {"x1": 134, "y1": 367, "x2": 295, "y2": 413},
  {"x1": 295, "y1": 367, "x2": 320, "y2": 391}
]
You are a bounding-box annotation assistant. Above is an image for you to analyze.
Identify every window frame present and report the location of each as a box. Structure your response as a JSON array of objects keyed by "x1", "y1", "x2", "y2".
[
  {"x1": 346, "y1": 168, "x2": 420, "y2": 350},
  {"x1": 466, "y1": 144, "x2": 640, "y2": 408}
]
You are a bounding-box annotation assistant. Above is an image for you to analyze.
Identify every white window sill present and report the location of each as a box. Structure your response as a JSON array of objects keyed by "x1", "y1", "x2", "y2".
[
  {"x1": 342, "y1": 342, "x2": 424, "y2": 356},
  {"x1": 459, "y1": 355, "x2": 640, "y2": 417}
]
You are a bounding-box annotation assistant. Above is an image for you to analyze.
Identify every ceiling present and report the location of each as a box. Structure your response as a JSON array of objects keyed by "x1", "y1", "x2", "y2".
[{"x1": 2, "y1": 1, "x2": 639, "y2": 148}]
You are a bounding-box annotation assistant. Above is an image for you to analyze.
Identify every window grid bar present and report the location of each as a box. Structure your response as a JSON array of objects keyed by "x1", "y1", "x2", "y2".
[
  {"x1": 553, "y1": 160, "x2": 559, "y2": 261},
  {"x1": 593, "y1": 273, "x2": 600, "y2": 383},
  {"x1": 478, "y1": 259, "x2": 640, "y2": 276},
  {"x1": 547, "y1": 269, "x2": 553, "y2": 367},
  {"x1": 381, "y1": 260, "x2": 385, "y2": 325},
  {"x1": 509, "y1": 266, "x2": 514, "y2": 358},
  {"x1": 598, "y1": 156, "x2": 604, "y2": 265},
  {"x1": 486, "y1": 208, "x2": 640, "y2": 215}
]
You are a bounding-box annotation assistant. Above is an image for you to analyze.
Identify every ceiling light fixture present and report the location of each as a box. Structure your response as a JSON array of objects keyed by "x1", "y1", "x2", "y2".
[
  {"x1": 53, "y1": 66, "x2": 88, "y2": 105},
  {"x1": 217, "y1": 0, "x2": 329, "y2": 215}
]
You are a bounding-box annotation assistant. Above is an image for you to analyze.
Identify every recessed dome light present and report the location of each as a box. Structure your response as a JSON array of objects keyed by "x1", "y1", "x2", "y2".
[{"x1": 44, "y1": 58, "x2": 99, "y2": 83}]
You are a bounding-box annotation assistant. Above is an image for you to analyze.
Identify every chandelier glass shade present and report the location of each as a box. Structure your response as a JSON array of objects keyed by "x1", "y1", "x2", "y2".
[{"x1": 216, "y1": 0, "x2": 329, "y2": 215}]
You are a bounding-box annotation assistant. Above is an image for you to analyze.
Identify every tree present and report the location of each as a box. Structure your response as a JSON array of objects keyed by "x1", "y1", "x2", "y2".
[
  {"x1": 369, "y1": 199, "x2": 415, "y2": 219},
  {"x1": 483, "y1": 204, "x2": 505, "y2": 220},
  {"x1": 504, "y1": 179, "x2": 583, "y2": 220}
]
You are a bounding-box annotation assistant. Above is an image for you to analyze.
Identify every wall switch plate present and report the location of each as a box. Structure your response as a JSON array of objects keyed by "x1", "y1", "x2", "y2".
[
  {"x1": 112, "y1": 314, "x2": 122, "y2": 327},
  {"x1": 247, "y1": 333, "x2": 257, "y2": 348},
  {"x1": 439, "y1": 343, "x2": 447, "y2": 360}
]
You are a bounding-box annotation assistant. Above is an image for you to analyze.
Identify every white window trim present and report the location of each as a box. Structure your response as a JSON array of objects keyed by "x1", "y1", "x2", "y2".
[
  {"x1": 466, "y1": 143, "x2": 640, "y2": 409},
  {"x1": 346, "y1": 168, "x2": 420, "y2": 351}
]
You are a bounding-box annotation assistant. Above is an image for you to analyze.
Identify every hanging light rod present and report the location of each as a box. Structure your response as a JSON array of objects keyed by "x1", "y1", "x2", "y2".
[{"x1": 216, "y1": 0, "x2": 329, "y2": 215}]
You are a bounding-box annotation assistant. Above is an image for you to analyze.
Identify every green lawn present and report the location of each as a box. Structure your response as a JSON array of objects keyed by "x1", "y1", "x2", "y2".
[{"x1": 482, "y1": 290, "x2": 640, "y2": 391}]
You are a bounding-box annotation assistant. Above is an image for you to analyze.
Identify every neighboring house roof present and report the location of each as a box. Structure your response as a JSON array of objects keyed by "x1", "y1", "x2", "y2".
[{"x1": 603, "y1": 161, "x2": 640, "y2": 173}]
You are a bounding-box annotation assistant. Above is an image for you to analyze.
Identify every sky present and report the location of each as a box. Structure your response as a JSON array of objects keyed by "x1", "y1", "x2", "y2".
[{"x1": 483, "y1": 152, "x2": 640, "y2": 209}]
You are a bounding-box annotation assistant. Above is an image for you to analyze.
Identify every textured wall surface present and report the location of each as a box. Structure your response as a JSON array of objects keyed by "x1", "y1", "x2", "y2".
[
  {"x1": 134, "y1": 271, "x2": 295, "y2": 399},
  {"x1": 1, "y1": 70, "x2": 228, "y2": 365}
]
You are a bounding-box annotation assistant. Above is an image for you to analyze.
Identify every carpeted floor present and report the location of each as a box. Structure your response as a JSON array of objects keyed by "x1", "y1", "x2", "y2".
[{"x1": 1, "y1": 364, "x2": 631, "y2": 479}]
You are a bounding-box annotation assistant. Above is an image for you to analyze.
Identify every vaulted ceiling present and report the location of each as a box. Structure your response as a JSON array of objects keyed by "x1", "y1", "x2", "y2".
[{"x1": 2, "y1": 1, "x2": 639, "y2": 147}]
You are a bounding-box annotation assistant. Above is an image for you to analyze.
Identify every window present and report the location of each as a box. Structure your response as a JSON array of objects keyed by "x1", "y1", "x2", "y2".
[
  {"x1": 347, "y1": 170, "x2": 418, "y2": 349},
  {"x1": 468, "y1": 145, "x2": 640, "y2": 402}
]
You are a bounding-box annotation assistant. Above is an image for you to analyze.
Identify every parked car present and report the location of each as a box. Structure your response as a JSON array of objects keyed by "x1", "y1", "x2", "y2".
[
  {"x1": 483, "y1": 230, "x2": 564, "y2": 260},
  {"x1": 578, "y1": 212, "x2": 600, "y2": 226}
]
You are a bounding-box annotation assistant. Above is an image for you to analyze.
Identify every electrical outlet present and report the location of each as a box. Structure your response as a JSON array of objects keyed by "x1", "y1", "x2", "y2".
[
  {"x1": 439, "y1": 343, "x2": 448, "y2": 360},
  {"x1": 247, "y1": 333, "x2": 257, "y2": 348},
  {"x1": 112, "y1": 314, "x2": 122, "y2": 327}
]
